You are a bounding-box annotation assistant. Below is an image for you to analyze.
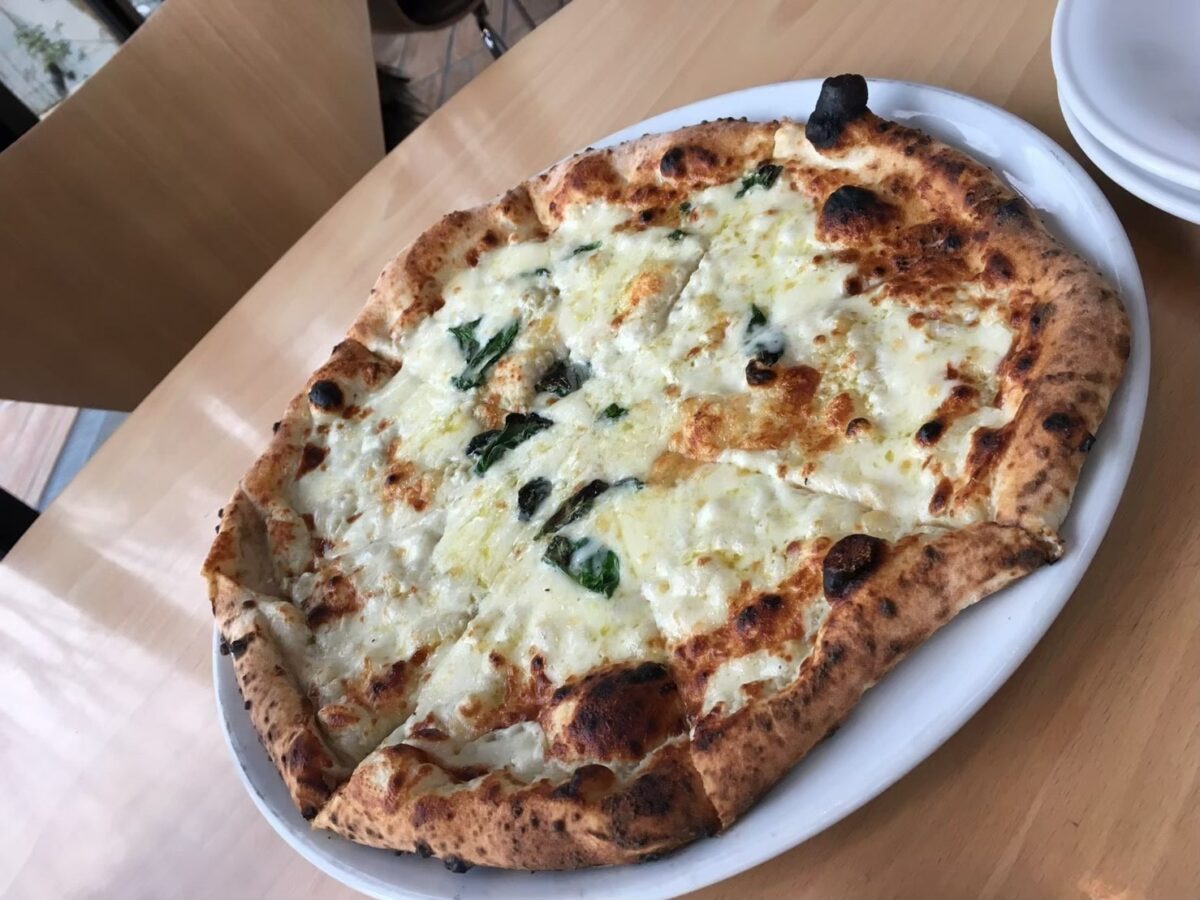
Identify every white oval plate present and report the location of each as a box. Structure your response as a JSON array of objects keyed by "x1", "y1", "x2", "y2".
[
  {"x1": 214, "y1": 78, "x2": 1150, "y2": 900},
  {"x1": 1059, "y1": 87, "x2": 1200, "y2": 225},
  {"x1": 1052, "y1": 0, "x2": 1200, "y2": 191}
]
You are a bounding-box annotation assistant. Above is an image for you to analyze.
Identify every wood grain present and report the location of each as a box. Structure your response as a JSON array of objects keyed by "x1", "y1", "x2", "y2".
[
  {"x1": 0, "y1": 0, "x2": 1197, "y2": 897},
  {"x1": 0, "y1": 0, "x2": 382, "y2": 411},
  {"x1": 0, "y1": 402, "x2": 76, "y2": 507}
]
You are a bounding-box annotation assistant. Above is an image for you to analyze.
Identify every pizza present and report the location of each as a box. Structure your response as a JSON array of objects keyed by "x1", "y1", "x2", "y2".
[{"x1": 203, "y1": 74, "x2": 1129, "y2": 871}]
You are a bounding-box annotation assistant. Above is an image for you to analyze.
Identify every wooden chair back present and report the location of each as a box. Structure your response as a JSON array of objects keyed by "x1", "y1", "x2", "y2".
[{"x1": 0, "y1": 0, "x2": 384, "y2": 410}]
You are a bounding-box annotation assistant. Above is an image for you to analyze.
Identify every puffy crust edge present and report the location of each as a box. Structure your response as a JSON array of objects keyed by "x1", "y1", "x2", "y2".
[
  {"x1": 313, "y1": 740, "x2": 718, "y2": 870},
  {"x1": 205, "y1": 491, "x2": 347, "y2": 817},
  {"x1": 689, "y1": 523, "x2": 1055, "y2": 825}
]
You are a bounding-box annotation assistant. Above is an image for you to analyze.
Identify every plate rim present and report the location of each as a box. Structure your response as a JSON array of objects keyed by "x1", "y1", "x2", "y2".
[
  {"x1": 213, "y1": 76, "x2": 1151, "y2": 900},
  {"x1": 1051, "y1": 0, "x2": 1200, "y2": 192}
]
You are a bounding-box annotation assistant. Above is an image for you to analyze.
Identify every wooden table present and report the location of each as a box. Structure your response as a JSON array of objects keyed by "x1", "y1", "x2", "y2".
[{"x1": 2, "y1": 0, "x2": 1197, "y2": 896}]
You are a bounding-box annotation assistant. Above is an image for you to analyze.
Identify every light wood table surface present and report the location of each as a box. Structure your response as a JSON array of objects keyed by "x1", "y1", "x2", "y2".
[{"x1": 2, "y1": 0, "x2": 1197, "y2": 897}]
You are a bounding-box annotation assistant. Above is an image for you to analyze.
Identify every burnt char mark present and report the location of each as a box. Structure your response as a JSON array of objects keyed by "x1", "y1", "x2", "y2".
[
  {"x1": 304, "y1": 572, "x2": 362, "y2": 629},
  {"x1": 967, "y1": 426, "x2": 1011, "y2": 478},
  {"x1": 995, "y1": 197, "x2": 1028, "y2": 223},
  {"x1": 1042, "y1": 412, "x2": 1075, "y2": 433},
  {"x1": 823, "y1": 534, "x2": 886, "y2": 601},
  {"x1": 1004, "y1": 546, "x2": 1053, "y2": 572},
  {"x1": 308, "y1": 379, "x2": 344, "y2": 411},
  {"x1": 1041, "y1": 412, "x2": 1095, "y2": 453},
  {"x1": 915, "y1": 420, "x2": 945, "y2": 446},
  {"x1": 805, "y1": 74, "x2": 869, "y2": 149},
  {"x1": 928, "y1": 476, "x2": 953, "y2": 515},
  {"x1": 819, "y1": 186, "x2": 896, "y2": 241},
  {"x1": 983, "y1": 251, "x2": 1016, "y2": 285},
  {"x1": 659, "y1": 144, "x2": 719, "y2": 179},
  {"x1": 734, "y1": 593, "x2": 785, "y2": 637},
  {"x1": 550, "y1": 764, "x2": 615, "y2": 801},
  {"x1": 554, "y1": 662, "x2": 683, "y2": 761},
  {"x1": 745, "y1": 359, "x2": 778, "y2": 385},
  {"x1": 284, "y1": 729, "x2": 333, "y2": 795},
  {"x1": 296, "y1": 443, "x2": 328, "y2": 478}
]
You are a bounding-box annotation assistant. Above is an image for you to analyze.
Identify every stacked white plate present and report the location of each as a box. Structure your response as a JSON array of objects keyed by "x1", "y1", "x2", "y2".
[{"x1": 1052, "y1": 0, "x2": 1200, "y2": 223}]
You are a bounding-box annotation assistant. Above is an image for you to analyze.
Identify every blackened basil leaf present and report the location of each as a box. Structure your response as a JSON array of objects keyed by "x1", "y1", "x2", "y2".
[
  {"x1": 667, "y1": 229, "x2": 688, "y2": 242},
  {"x1": 536, "y1": 358, "x2": 590, "y2": 397},
  {"x1": 537, "y1": 479, "x2": 610, "y2": 537},
  {"x1": 465, "y1": 429, "x2": 500, "y2": 457},
  {"x1": 449, "y1": 318, "x2": 481, "y2": 359},
  {"x1": 754, "y1": 339, "x2": 785, "y2": 366},
  {"x1": 452, "y1": 320, "x2": 519, "y2": 390},
  {"x1": 542, "y1": 536, "x2": 620, "y2": 598},
  {"x1": 679, "y1": 200, "x2": 692, "y2": 214},
  {"x1": 529, "y1": 267, "x2": 551, "y2": 277},
  {"x1": 517, "y1": 477, "x2": 552, "y2": 521},
  {"x1": 543, "y1": 534, "x2": 576, "y2": 571},
  {"x1": 613, "y1": 476, "x2": 644, "y2": 490},
  {"x1": 473, "y1": 412, "x2": 553, "y2": 475},
  {"x1": 746, "y1": 304, "x2": 768, "y2": 336},
  {"x1": 598, "y1": 403, "x2": 627, "y2": 421},
  {"x1": 735, "y1": 163, "x2": 784, "y2": 198},
  {"x1": 744, "y1": 305, "x2": 785, "y2": 365},
  {"x1": 571, "y1": 241, "x2": 602, "y2": 256}
]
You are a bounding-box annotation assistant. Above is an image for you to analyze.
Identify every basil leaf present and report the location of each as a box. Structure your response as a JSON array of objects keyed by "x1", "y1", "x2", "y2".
[
  {"x1": 536, "y1": 358, "x2": 591, "y2": 397},
  {"x1": 735, "y1": 163, "x2": 783, "y2": 198},
  {"x1": 744, "y1": 304, "x2": 784, "y2": 365},
  {"x1": 528, "y1": 267, "x2": 551, "y2": 277},
  {"x1": 667, "y1": 229, "x2": 688, "y2": 242},
  {"x1": 613, "y1": 476, "x2": 644, "y2": 490},
  {"x1": 517, "y1": 477, "x2": 552, "y2": 522},
  {"x1": 465, "y1": 429, "x2": 500, "y2": 457},
  {"x1": 452, "y1": 320, "x2": 520, "y2": 390},
  {"x1": 747, "y1": 304, "x2": 768, "y2": 336},
  {"x1": 679, "y1": 200, "x2": 692, "y2": 214},
  {"x1": 598, "y1": 403, "x2": 627, "y2": 421},
  {"x1": 472, "y1": 412, "x2": 553, "y2": 475},
  {"x1": 542, "y1": 536, "x2": 620, "y2": 598},
  {"x1": 448, "y1": 318, "x2": 481, "y2": 359},
  {"x1": 537, "y1": 479, "x2": 609, "y2": 537},
  {"x1": 570, "y1": 241, "x2": 602, "y2": 257}
]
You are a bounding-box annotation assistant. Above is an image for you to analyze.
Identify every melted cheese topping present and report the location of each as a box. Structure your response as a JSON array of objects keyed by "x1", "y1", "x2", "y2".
[{"x1": 271, "y1": 158, "x2": 1023, "y2": 773}]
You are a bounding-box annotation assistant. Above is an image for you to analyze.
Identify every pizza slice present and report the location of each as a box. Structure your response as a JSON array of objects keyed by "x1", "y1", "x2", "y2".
[
  {"x1": 588, "y1": 459, "x2": 1052, "y2": 823},
  {"x1": 311, "y1": 521, "x2": 717, "y2": 870}
]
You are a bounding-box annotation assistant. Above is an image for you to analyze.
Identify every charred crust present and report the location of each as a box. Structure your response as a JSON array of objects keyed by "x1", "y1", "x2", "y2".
[
  {"x1": 308, "y1": 379, "x2": 344, "y2": 411},
  {"x1": 805, "y1": 74, "x2": 869, "y2": 149},
  {"x1": 443, "y1": 855, "x2": 472, "y2": 873},
  {"x1": 878, "y1": 597, "x2": 898, "y2": 617},
  {"x1": 414, "y1": 840, "x2": 433, "y2": 858},
  {"x1": 296, "y1": 443, "x2": 328, "y2": 478},
  {"x1": 228, "y1": 634, "x2": 253, "y2": 658},
  {"x1": 995, "y1": 197, "x2": 1028, "y2": 223},
  {"x1": 300, "y1": 804, "x2": 318, "y2": 820},
  {"x1": 915, "y1": 419, "x2": 944, "y2": 446},
  {"x1": 1042, "y1": 412, "x2": 1075, "y2": 433},
  {"x1": 823, "y1": 534, "x2": 886, "y2": 601},
  {"x1": 1079, "y1": 432, "x2": 1096, "y2": 452},
  {"x1": 819, "y1": 185, "x2": 895, "y2": 239},
  {"x1": 659, "y1": 145, "x2": 719, "y2": 179},
  {"x1": 845, "y1": 416, "x2": 871, "y2": 438},
  {"x1": 745, "y1": 359, "x2": 778, "y2": 385}
]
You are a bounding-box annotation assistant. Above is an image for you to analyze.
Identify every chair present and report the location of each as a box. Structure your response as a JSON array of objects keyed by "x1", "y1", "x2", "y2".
[
  {"x1": 370, "y1": 0, "x2": 536, "y2": 58},
  {"x1": 0, "y1": 0, "x2": 385, "y2": 411}
]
